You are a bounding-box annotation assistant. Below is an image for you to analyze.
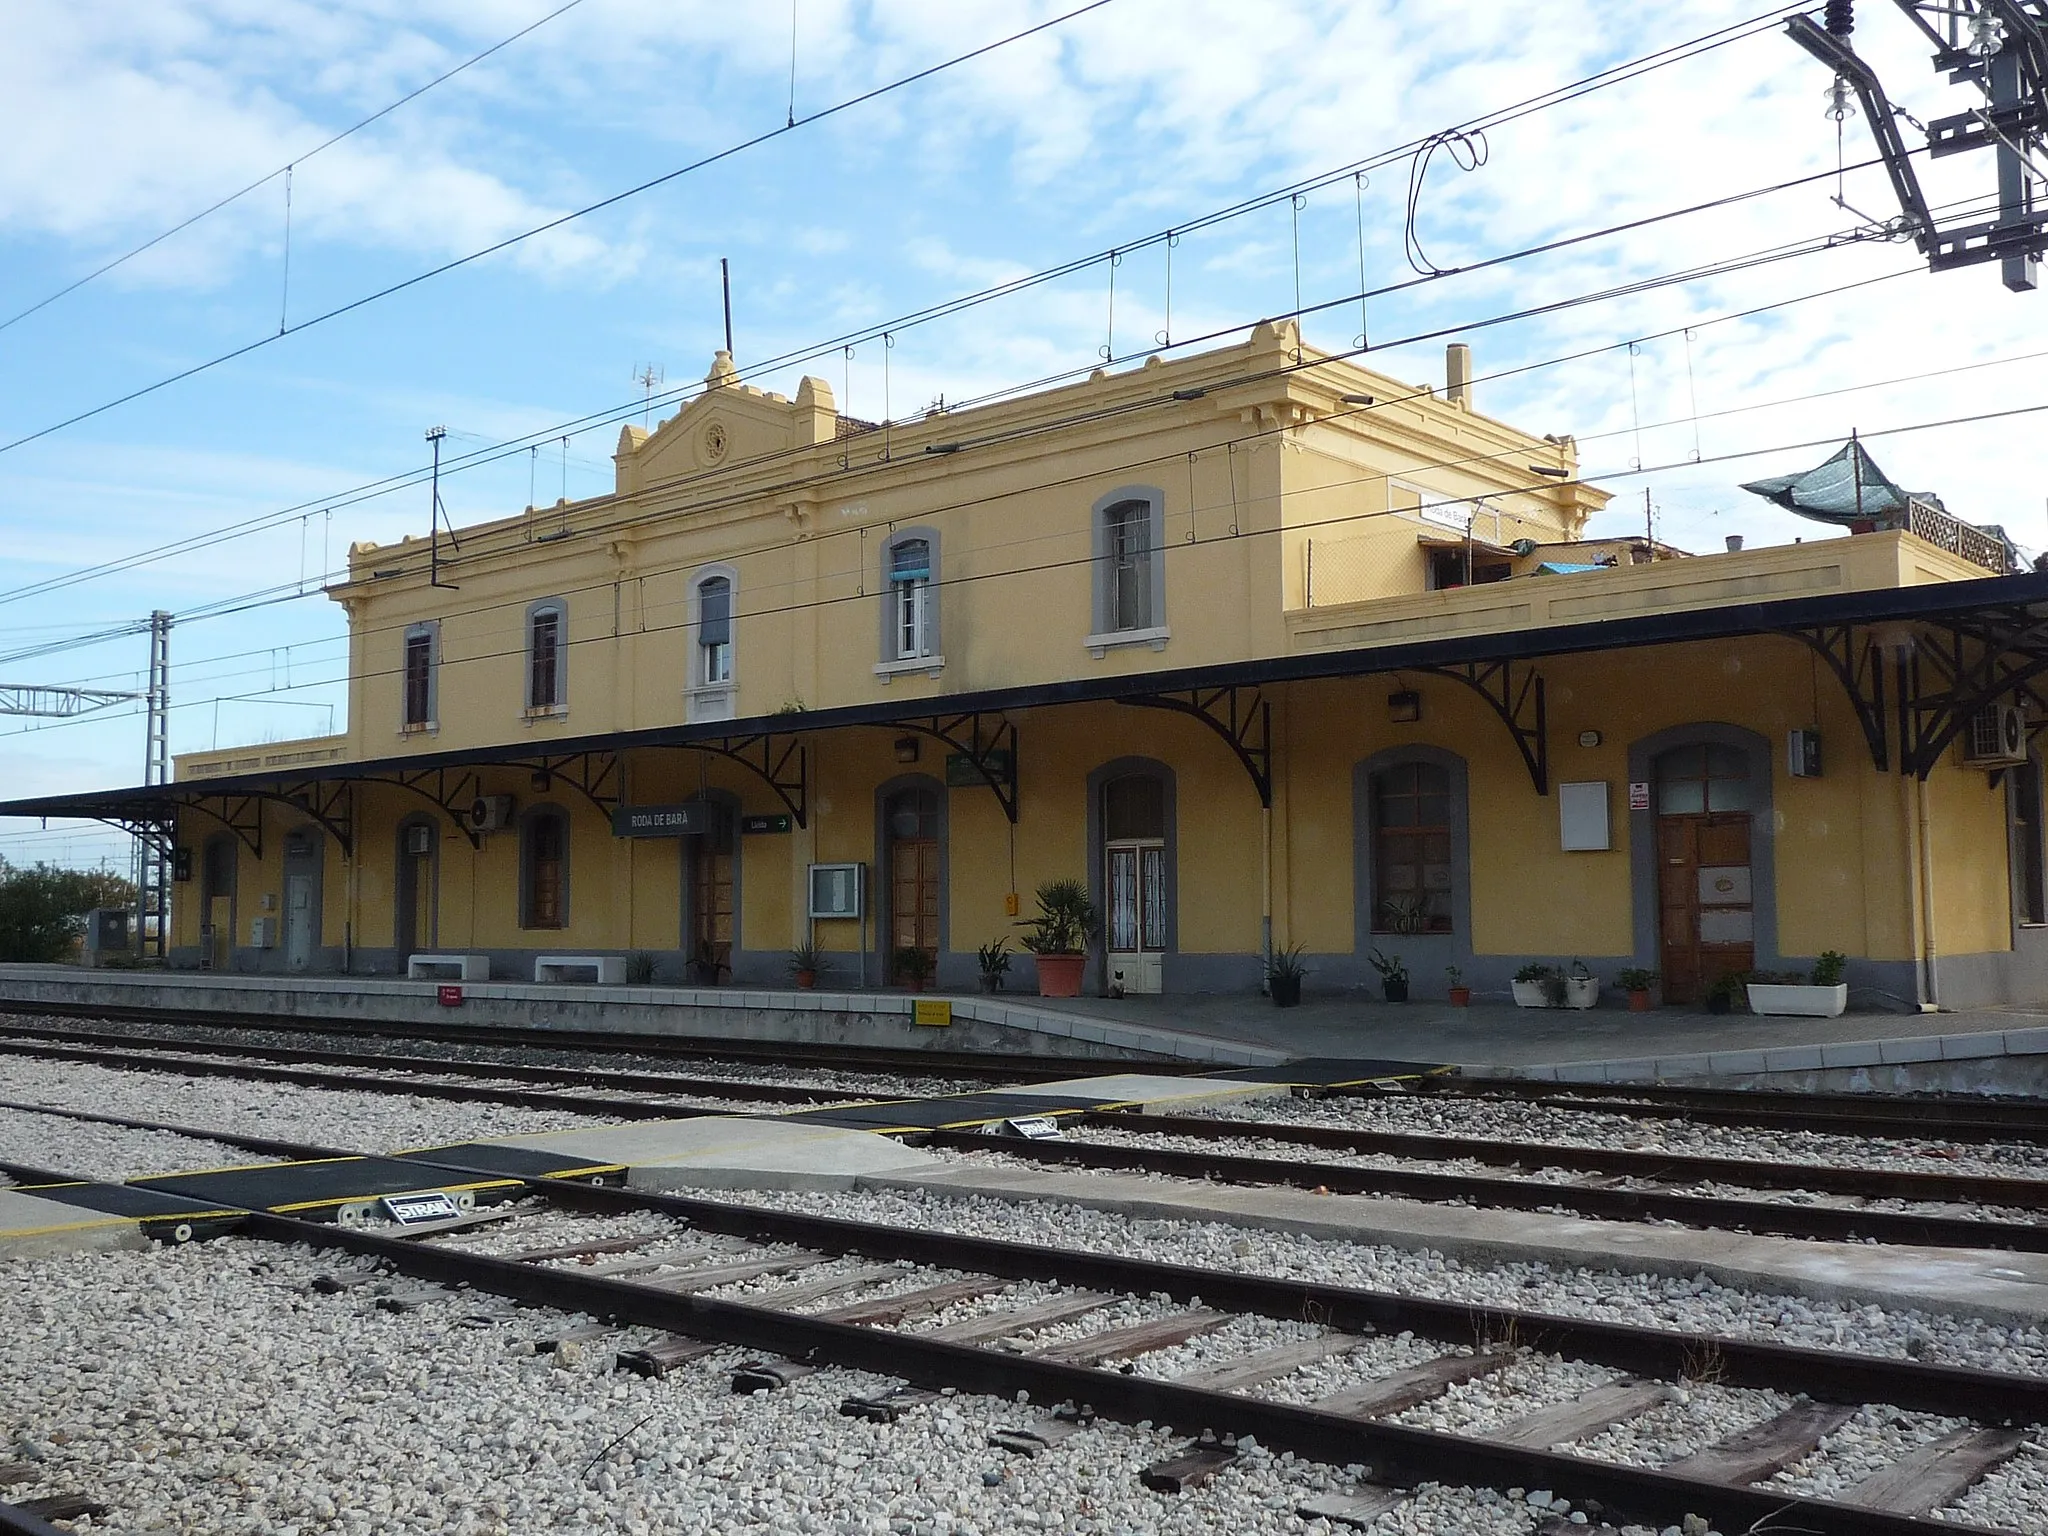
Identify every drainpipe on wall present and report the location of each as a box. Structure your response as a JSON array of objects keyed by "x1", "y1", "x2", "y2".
[
  {"x1": 1916, "y1": 773, "x2": 1941, "y2": 1009},
  {"x1": 1261, "y1": 804, "x2": 1274, "y2": 981}
]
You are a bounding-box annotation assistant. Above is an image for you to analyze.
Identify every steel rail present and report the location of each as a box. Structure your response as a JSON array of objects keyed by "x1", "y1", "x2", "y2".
[
  {"x1": 1079, "y1": 1108, "x2": 2048, "y2": 1209},
  {"x1": 0, "y1": 1501, "x2": 78, "y2": 1536},
  {"x1": 0, "y1": 1019, "x2": 864, "y2": 1105},
  {"x1": 12, "y1": 1098, "x2": 2042, "y2": 1424},
  {"x1": 1417, "y1": 1076, "x2": 2048, "y2": 1140},
  {"x1": 0, "y1": 1036, "x2": 742, "y2": 1122},
  {"x1": 921, "y1": 1129, "x2": 2048, "y2": 1251},
  {"x1": 249, "y1": 1201, "x2": 2006, "y2": 1536},
  {"x1": 0, "y1": 999, "x2": 1103, "y2": 1080}
]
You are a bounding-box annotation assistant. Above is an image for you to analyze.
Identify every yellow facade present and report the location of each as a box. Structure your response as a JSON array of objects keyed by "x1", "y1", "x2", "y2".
[{"x1": 158, "y1": 323, "x2": 2044, "y2": 1009}]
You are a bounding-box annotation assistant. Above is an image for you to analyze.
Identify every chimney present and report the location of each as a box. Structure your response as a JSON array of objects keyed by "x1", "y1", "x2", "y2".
[
  {"x1": 1445, "y1": 343, "x2": 1472, "y2": 408},
  {"x1": 1725, "y1": 534, "x2": 1744, "y2": 553}
]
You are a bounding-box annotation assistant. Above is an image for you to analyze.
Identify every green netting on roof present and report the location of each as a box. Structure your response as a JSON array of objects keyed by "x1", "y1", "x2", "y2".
[{"x1": 1739, "y1": 438, "x2": 1915, "y2": 526}]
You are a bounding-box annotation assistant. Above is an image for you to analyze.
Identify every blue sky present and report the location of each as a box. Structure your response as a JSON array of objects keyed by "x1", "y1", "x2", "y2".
[{"x1": 4, "y1": 0, "x2": 2046, "y2": 870}]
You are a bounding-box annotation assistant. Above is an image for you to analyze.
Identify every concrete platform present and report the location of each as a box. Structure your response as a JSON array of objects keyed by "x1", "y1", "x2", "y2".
[
  {"x1": 0, "y1": 965, "x2": 1284, "y2": 1067},
  {"x1": 428, "y1": 1116, "x2": 938, "y2": 1194},
  {"x1": 994, "y1": 1072, "x2": 1294, "y2": 1114},
  {"x1": 872, "y1": 1162, "x2": 2048, "y2": 1329},
  {"x1": 0, "y1": 1188, "x2": 153, "y2": 1258}
]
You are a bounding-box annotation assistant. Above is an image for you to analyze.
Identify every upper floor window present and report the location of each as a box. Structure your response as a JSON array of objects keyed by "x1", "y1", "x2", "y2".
[
  {"x1": 1105, "y1": 501, "x2": 1151, "y2": 630},
  {"x1": 698, "y1": 576, "x2": 733, "y2": 685},
  {"x1": 401, "y1": 622, "x2": 437, "y2": 730},
  {"x1": 686, "y1": 567, "x2": 738, "y2": 723},
  {"x1": 1088, "y1": 488, "x2": 1167, "y2": 654},
  {"x1": 891, "y1": 539, "x2": 933, "y2": 658},
  {"x1": 526, "y1": 599, "x2": 566, "y2": 714}
]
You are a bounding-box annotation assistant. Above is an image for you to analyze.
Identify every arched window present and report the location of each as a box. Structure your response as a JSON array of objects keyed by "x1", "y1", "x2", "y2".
[
  {"x1": 686, "y1": 567, "x2": 739, "y2": 722},
  {"x1": 521, "y1": 808, "x2": 569, "y2": 929},
  {"x1": 401, "y1": 621, "x2": 438, "y2": 731},
  {"x1": 698, "y1": 576, "x2": 732, "y2": 685},
  {"x1": 1103, "y1": 500, "x2": 1151, "y2": 630},
  {"x1": 890, "y1": 538, "x2": 933, "y2": 659},
  {"x1": 1088, "y1": 487, "x2": 1168, "y2": 654},
  {"x1": 525, "y1": 599, "x2": 566, "y2": 714},
  {"x1": 1369, "y1": 761, "x2": 1454, "y2": 933}
]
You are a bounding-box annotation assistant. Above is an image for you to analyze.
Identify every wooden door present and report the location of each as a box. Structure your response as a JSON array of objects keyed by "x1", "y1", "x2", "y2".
[
  {"x1": 1658, "y1": 813, "x2": 1754, "y2": 1003},
  {"x1": 688, "y1": 836, "x2": 735, "y2": 969},
  {"x1": 889, "y1": 836, "x2": 940, "y2": 954}
]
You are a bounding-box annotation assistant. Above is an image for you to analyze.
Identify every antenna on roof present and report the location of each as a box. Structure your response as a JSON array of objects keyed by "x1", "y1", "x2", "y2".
[{"x1": 633, "y1": 363, "x2": 665, "y2": 428}]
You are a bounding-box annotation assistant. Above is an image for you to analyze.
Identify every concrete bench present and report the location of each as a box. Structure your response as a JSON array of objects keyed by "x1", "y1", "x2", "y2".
[
  {"x1": 407, "y1": 954, "x2": 490, "y2": 982},
  {"x1": 534, "y1": 955, "x2": 625, "y2": 985}
]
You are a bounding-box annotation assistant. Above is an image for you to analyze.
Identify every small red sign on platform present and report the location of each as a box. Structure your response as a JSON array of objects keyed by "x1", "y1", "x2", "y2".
[{"x1": 437, "y1": 984, "x2": 464, "y2": 1007}]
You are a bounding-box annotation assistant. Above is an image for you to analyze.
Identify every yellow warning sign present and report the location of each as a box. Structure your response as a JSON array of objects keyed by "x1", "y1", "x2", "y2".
[{"x1": 912, "y1": 999, "x2": 954, "y2": 1028}]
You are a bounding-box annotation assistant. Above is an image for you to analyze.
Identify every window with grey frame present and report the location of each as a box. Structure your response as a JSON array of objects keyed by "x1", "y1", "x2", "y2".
[
  {"x1": 698, "y1": 576, "x2": 733, "y2": 685},
  {"x1": 1103, "y1": 499, "x2": 1152, "y2": 631},
  {"x1": 526, "y1": 602, "x2": 565, "y2": 712},
  {"x1": 521, "y1": 810, "x2": 568, "y2": 929},
  {"x1": 889, "y1": 537, "x2": 934, "y2": 659},
  {"x1": 401, "y1": 623, "x2": 436, "y2": 729}
]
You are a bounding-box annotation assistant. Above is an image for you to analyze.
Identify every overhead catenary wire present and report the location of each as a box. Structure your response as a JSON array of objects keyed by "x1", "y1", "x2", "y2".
[
  {"x1": 0, "y1": 121, "x2": 1925, "y2": 623},
  {"x1": 14, "y1": 386, "x2": 2048, "y2": 761},
  {"x1": 0, "y1": 1, "x2": 1124, "y2": 460},
  {"x1": 0, "y1": 0, "x2": 1810, "y2": 615},
  {"x1": 0, "y1": 0, "x2": 593, "y2": 337}
]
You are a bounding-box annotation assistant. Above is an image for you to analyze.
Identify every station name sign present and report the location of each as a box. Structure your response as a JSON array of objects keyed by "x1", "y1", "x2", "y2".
[{"x1": 610, "y1": 802, "x2": 715, "y2": 838}]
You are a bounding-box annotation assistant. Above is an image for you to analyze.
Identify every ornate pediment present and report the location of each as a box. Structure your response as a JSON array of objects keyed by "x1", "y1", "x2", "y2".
[{"x1": 615, "y1": 351, "x2": 837, "y2": 494}]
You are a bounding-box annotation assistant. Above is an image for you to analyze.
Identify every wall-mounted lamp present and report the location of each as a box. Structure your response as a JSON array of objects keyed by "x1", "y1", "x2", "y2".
[
  {"x1": 1341, "y1": 393, "x2": 1376, "y2": 406},
  {"x1": 530, "y1": 771, "x2": 552, "y2": 792},
  {"x1": 893, "y1": 736, "x2": 921, "y2": 763},
  {"x1": 1387, "y1": 690, "x2": 1422, "y2": 723},
  {"x1": 1527, "y1": 464, "x2": 1570, "y2": 478}
]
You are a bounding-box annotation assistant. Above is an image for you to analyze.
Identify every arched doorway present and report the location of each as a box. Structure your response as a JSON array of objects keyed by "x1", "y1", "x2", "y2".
[
  {"x1": 200, "y1": 834, "x2": 237, "y2": 971},
  {"x1": 1087, "y1": 758, "x2": 1176, "y2": 995},
  {"x1": 394, "y1": 817, "x2": 439, "y2": 961},
  {"x1": 1652, "y1": 741, "x2": 1762, "y2": 1004},
  {"x1": 880, "y1": 781, "x2": 943, "y2": 979},
  {"x1": 1354, "y1": 747, "x2": 1470, "y2": 993}
]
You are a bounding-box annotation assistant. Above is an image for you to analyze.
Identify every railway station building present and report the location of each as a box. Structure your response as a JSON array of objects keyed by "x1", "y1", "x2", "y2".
[{"x1": 11, "y1": 319, "x2": 2048, "y2": 1010}]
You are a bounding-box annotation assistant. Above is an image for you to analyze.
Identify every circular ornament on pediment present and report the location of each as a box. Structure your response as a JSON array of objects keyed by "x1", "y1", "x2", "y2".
[{"x1": 700, "y1": 419, "x2": 729, "y2": 464}]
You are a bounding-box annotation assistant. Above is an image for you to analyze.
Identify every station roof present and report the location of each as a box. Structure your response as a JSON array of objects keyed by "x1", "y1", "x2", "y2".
[{"x1": 7, "y1": 567, "x2": 2048, "y2": 824}]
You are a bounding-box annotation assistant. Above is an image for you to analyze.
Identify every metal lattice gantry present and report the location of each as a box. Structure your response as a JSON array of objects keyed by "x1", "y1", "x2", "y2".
[
  {"x1": 0, "y1": 683, "x2": 146, "y2": 718},
  {"x1": 1787, "y1": 0, "x2": 2048, "y2": 292}
]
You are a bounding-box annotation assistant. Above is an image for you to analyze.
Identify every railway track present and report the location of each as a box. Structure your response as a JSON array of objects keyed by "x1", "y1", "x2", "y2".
[
  {"x1": 4, "y1": 1115, "x2": 2043, "y2": 1535},
  {"x1": 8, "y1": 1034, "x2": 2047, "y2": 1253},
  {"x1": 0, "y1": 1001, "x2": 1095, "y2": 1082},
  {"x1": 1410, "y1": 1073, "x2": 2048, "y2": 1142}
]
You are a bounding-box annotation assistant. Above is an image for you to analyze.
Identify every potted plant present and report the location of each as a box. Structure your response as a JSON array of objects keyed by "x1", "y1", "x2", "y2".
[
  {"x1": 1617, "y1": 966, "x2": 1658, "y2": 1011},
  {"x1": 1019, "y1": 878, "x2": 1098, "y2": 998},
  {"x1": 893, "y1": 945, "x2": 936, "y2": 991},
  {"x1": 976, "y1": 937, "x2": 1012, "y2": 994},
  {"x1": 1512, "y1": 962, "x2": 1559, "y2": 1009},
  {"x1": 687, "y1": 940, "x2": 730, "y2": 987},
  {"x1": 1445, "y1": 964, "x2": 1470, "y2": 1007},
  {"x1": 625, "y1": 951, "x2": 657, "y2": 986},
  {"x1": 1747, "y1": 951, "x2": 1848, "y2": 1017},
  {"x1": 1266, "y1": 943, "x2": 1307, "y2": 1007},
  {"x1": 788, "y1": 941, "x2": 824, "y2": 990},
  {"x1": 1378, "y1": 895, "x2": 1431, "y2": 936},
  {"x1": 1705, "y1": 970, "x2": 1748, "y2": 1015},
  {"x1": 1368, "y1": 947, "x2": 1409, "y2": 1003},
  {"x1": 1562, "y1": 959, "x2": 1600, "y2": 1009}
]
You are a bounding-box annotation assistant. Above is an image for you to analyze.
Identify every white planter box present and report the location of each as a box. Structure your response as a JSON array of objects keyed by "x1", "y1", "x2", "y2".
[
  {"x1": 1513, "y1": 977, "x2": 1601, "y2": 1009},
  {"x1": 1746, "y1": 981, "x2": 1848, "y2": 1018}
]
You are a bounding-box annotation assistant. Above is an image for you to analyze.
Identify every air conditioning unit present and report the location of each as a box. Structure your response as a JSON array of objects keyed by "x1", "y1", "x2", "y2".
[
  {"x1": 1963, "y1": 703, "x2": 2028, "y2": 766},
  {"x1": 468, "y1": 794, "x2": 515, "y2": 833},
  {"x1": 405, "y1": 824, "x2": 434, "y2": 856}
]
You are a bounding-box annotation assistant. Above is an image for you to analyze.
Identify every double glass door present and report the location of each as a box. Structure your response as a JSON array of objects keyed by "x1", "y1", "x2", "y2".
[{"x1": 1105, "y1": 840, "x2": 1165, "y2": 994}]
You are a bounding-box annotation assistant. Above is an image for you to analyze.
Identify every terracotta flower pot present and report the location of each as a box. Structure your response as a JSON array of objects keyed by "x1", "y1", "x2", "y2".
[
  {"x1": 1035, "y1": 953, "x2": 1086, "y2": 998},
  {"x1": 1627, "y1": 988, "x2": 1651, "y2": 1011},
  {"x1": 1447, "y1": 986, "x2": 1471, "y2": 1007},
  {"x1": 795, "y1": 969, "x2": 816, "y2": 990}
]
